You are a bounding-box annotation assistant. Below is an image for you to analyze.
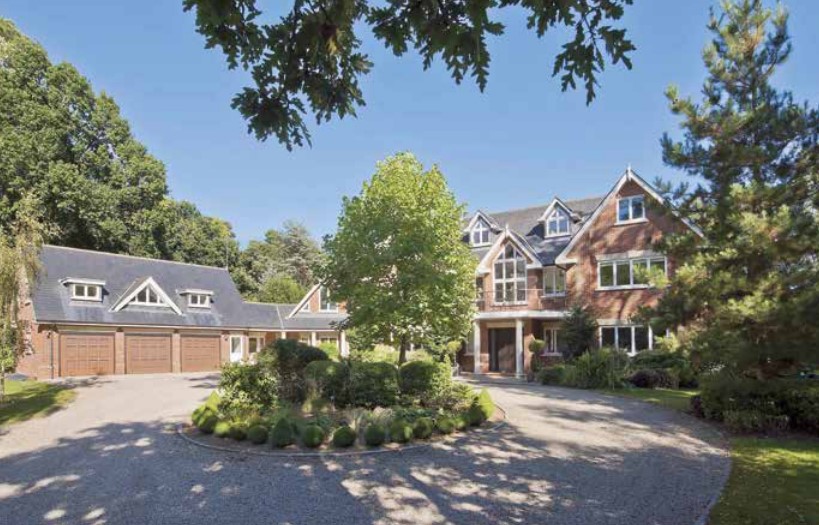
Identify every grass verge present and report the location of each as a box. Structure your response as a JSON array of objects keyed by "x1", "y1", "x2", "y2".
[
  {"x1": 0, "y1": 379, "x2": 76, "y2": 426},
  {"x1": 598, "y1": 387, "x2": 819, "y2": 525}
]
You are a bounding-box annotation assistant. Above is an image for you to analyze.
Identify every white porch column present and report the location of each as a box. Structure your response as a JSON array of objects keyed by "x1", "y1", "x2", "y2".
[
  {"x1": 310, "y1": 331, "x2": 317, "y2": 347},
  {"x1": 281, "y1": 331, "x2": 287, "y2": 340},
  {"x1": 472, "y1": 321, "x2": 482, "y2": 374},
  {"x1": 340, "y1": 331, "x2": 349, "y2": 357},
  {"x1": 515, "y1": 319, "x2": 524, "y2": 379}
]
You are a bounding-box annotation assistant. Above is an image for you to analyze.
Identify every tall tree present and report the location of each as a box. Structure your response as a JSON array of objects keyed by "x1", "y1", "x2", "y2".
[
  {"x1": 322, "y1": 153, "x2": 476, "y2": 363},
  {"x1": 644, "y1": 0, "x2": 819, "y2": 378},
  {"x1": 0, "y1": 19, "x2": 240, "y2": 270},
  {"x1": 0, "y1": 195, "x2": 45, "y2": 401},
  {"x1": 183, "y1": 0, "x2": 635, "y2": 149}
]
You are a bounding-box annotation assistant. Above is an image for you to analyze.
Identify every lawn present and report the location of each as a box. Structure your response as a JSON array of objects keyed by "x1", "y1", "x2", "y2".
[
  {"x1": 599, "y1": 387, "x2": 819, "y2": 525},
  {"x1": 0, "y1": 379, "x2": 77, "y2": 426}
]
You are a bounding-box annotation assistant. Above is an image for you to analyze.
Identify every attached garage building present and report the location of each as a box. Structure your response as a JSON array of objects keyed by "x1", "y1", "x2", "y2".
[
  {"x1": 60, "y1": 333, "x2": 115, "y2": 377},
  {"x1": 180, "y1": 335, "x2": 221, "y2": 373},
  {"x1": 126, "y1": 334, "x2": 172, "y2": 374}
]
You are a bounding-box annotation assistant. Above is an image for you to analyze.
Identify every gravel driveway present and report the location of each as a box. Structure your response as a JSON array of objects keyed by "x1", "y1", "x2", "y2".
[{"x1": 0, "y1": 374, "x2": 729, "y2": 525}]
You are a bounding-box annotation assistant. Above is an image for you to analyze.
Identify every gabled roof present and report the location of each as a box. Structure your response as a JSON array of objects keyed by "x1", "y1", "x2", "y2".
[
  {"x1": 463, "y1": 210, "x2": 502, "y2": 233},
  {"x1": 554, "y1": 168, "x2": 704, "y2": 265},
  {"x1": 476, "y1": 227, "x2": 544, "y2": 274},
  {"x1": 110, "y1": 276, "x2": 182, "y2": 315},
  {"x1": 537, "y1": 197, "x2": 576, "y2": 222}
]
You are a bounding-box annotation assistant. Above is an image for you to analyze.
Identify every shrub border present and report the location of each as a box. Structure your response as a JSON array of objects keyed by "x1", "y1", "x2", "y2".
[{"x1": 176, "y1": 403, "x2": 507, "y2": 459}]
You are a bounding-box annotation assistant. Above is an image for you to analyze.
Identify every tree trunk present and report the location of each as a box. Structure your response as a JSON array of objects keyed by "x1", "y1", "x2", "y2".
[
  {"x1": 398, "y1": 336, "x2": 409, "y2": 365},
  {"x1": 0, "y1": 371, "x2": 5, "y2": 405}
]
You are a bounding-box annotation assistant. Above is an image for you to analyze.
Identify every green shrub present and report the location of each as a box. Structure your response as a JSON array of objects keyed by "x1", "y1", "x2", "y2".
[
  {"x1": 197, "y1": 412, "x2": 219, "y2": 434},
  {"x1": 399, "y1": 361, "x2": 452, "y2": 404},
  {"x1": 270, "y1": 418, "x2": 296, "y2": 448},
  {"x1": 473, "y1": 389, "x2": 494, "y2": 421},
  {"x1": 413, "y1": 417, "x2": 434, "y2": 439},
  {"x1": 332, "y1": 425, "x2": 357, "y2": 448},
  {"x1": 453, "y1": 413, "x2": 469, "y2": 431},
  {"x1": 436, "y1": 416, "x2": 455, "y2": 434},
  {"x1": 213, "y1": 420, "x2": 232, "y2": 438},
  {"x1": 723, "y1": 410, "x2": 790, "y2": 433},
  {"x1": 562, "y1": 349, "x2": 627, "y2": 389},
  {"x1": 259, "y1": 338, "x2": 329, "y2": 403},
  {"x1": 304, "y1": 360, "x2": 350, "y2": 404},
  {"x1": 628, "y1": 368, "x2": 680, "y2": 389},
  {"x1": 318, "y1": 342, "x2": 340, "y2": 361},
  {"x1": 302, "y1": 424, "x2": 326, "y2": 448},
  {"x1": 228, "y1": 422, "x2": 248, "y2": 441},
  {"x1": 218, "y1": 362, "x2": 278, "y2": 415},
  {"x1": 191, "y1": 404, "x2": 211, "y2": 426},
  {"x1": 349, "y1": 362, "x2": 400, "y2": 408},
  {"x1": 389, "y1": 419, "x2": 413, "y2": 443},
  {"x1": 467, "y1": 404, "x2": 485, "y2": 426},
  {"x1": 537, "y1": 365, "x2": 566, "y2": 385},
  {"x1": 630, "y1": 351, "x2": 698, "y2": 388},
  {"x1": 247, "y1": 425, "x2": 268, "y2": 445},
  {"x1": 364, "y1": 423, "x2": 386, "y2": 446},
  {"x1": 204, "y1": 391, "x2": 221, "y2": 411},
  {"x1": 427, "y1": 382, "x2": 476, "y2": 411},
  {"x1": 780, "y1": 385, "x2": 819, "y2": 434}
]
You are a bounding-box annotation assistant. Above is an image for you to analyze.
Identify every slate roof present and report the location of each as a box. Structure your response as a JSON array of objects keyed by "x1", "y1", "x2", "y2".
[
  {"x1": 31, "y1": 245, "x2": 342, "y2": 331},
  {"x1": 468, "y1": 196, "x2": 604, "y2": 265}
]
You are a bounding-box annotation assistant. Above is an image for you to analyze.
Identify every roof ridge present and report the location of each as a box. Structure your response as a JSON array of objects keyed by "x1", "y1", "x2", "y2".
[
  {"x1": 487, "y1": 194, "x2": 604, "y2": 217},
  {"x1": 43, "y1": 244, "x2": 230, "y2": 271}
]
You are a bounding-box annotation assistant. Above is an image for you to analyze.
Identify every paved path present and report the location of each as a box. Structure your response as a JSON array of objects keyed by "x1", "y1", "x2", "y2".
[{"x1": 0, "y1": 374, "x2": 729, "y2": 525}]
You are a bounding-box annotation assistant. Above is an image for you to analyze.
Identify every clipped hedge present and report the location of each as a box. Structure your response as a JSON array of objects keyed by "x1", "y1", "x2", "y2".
[
  {"x1": 389, "y1": 419, "x2": 413, "y2": 443},
  {"x1": 247, "y1": 425, "x2": 268, "y2": 445},
  {"x1": 413, "y1": 417, "x2": 434, "y2": 439},
  {"x1": 436, "y1": 417, "x2": 455, "y2": 435},
  {"x1": 399, "y1": 360, "x2": 451, "y2": 404},
  {"x1": 270, "y1": 418, "x2": 296, "y2": 448},
  {"x1": 537, "y1": 365, "x2": 566, "y2": 385},
  {"x1": 349, "y1": 362, "x2": 400, "y2": 408},
  {"x1": 213, "y1": 420, "x2": 232, "y2": 438},
  {"x1": 332, "y1": 425, "x2": 357, "y2": 448},
  {"x1": 473, "y1": 389, "x2": 495, "y2": 421},
  {"x1": 302, "y1": 424, "x2": 326, "y2": 448},
  {"x1": 364, "y1": 423, "x2": 386, "y2": 447},
  {"x1": 261, "y1": 338, "x2": 329, "y2": 403},
  {"x1": 228, "y1": 422, "x2": 247, "y2": 441},
  {"x1": 304, "y1": 360, "x2": 350, "y2": 404}
]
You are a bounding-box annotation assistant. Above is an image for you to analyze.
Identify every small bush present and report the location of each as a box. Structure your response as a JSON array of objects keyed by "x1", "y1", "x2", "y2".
[
  {"x1": 247, "y1": 425, "x2": 268, "y2": 445},
  {"x1": 690, "y1": 395, "x2": 705, "y2": 418},
  {"x1": 332, "y1": 425, "x2": 357, "y2": 448},
  {"x1": 349, "y1": 362, "x2": 400, "y2": 408},
  {"x1": 228, "y1": 422, "x2": 247, "y2": 441},
  {"x1": 724, "y1": 410, "x2": 790, "y2": 433},
  {"x1": 466, "y1": 404, "x2": 485, "y2": 426},
  {"x1": 302, "y1": 424, "x2": 326, "y2": 448},
  {"x1": 389, "y1": 419, "x2": 413, "y2": 443},
  {"x1": 473, "y1": 389, "x2": 494, "y2": 421},
  {"x1": 191, "y1": 404, "x2": 211, "y2": 426},
  {"x1": 562, "y1": 349, "x2": 627, "y2": 389},
  {"x1": 537, "y1": 365, "x2": 566, "y2": 385},
  {"x1": 204, "y1": 391, "x2": 221, "y2": 411},
  {"x1": 413, "y1": 417, "x2": 434, "y2": 439},
  {"x1": 364, "y1": 423, "x2": 386, "y2": 447},
  {"x1": 213, "y1": 420, "x2": 232, "y2": 438},
  {"x1": 198, "y1": 412, "x2": 219, "y2": 434},
  {"x1": 780, "y1": 385, "x2": 819, "y2": 434},
  {"x1": 628, "y1": 369, "x2": 661, "y2": 389},
  {"x1": 453, "y1": 413, "x2": 469, "y2": 431},
  {"x1": 304, "y1": 360, "x2": 350, "y2": 404},
  {"x1": 219, "y1": 362, "x2": 278, "y2": 415},
  {"x1": 427, "y1": 382, "x2": 476, "y2": 411},
  {"x1": 270, "y1": 418, "x2": 296, "y2": 448},
  {"x1": 260, "y1": 338, "x2": 329, "y2": 403},
  {"x1": 399, "y1": 361, "x2": 452, "y2": 404},
  {"x1": 436, "y1": 417, "x2": 455, "y2": 434}
]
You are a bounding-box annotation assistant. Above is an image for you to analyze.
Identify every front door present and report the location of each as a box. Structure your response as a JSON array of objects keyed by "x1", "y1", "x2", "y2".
[
  {"x1": 229, "y1": 335, "x2": 244, "y2": 363},
  {"x1": 489, "y1": 328, "x2": 516, "y2": 373}
]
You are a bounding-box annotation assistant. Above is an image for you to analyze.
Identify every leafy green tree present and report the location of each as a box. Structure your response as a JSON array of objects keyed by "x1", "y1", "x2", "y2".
[
  {"x1": 183, "y1": 0, "x2": 635, "y2": 149},
  {"x1": 0, "y1": 195, "x2": 45, "y2": 401},
  {"x1": 560, "y1": 304, "x2": 599, "y2": 359},
  {"x1": 644, "y1": 0, "x2": 819, "y2": 378},
  {"x1": 322, "y1": 153, "x2": 476, "y2": 364},
  {"x1": 256, "y1": 274, "x2": 307, "y2": 303}
]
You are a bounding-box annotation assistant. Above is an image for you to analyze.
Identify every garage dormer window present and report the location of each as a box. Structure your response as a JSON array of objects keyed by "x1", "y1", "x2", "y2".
[
  {"x1": 188, "y1": 294, "x2": 210, "y2": 308},
  {"x1": 133, "y1": 286, "x2": 166, "y2": 306},
  {"x1": 71, "y1": 283, "x2": 102, "y2": 301},
  {"x1": 617, "y1": 195, "x2": 646, "y2": 223}
]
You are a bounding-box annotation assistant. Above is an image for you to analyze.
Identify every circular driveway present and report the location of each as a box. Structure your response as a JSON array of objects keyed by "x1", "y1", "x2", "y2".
[{"x1": 0, "y1": 374, "x2": 729, "y2": 525}]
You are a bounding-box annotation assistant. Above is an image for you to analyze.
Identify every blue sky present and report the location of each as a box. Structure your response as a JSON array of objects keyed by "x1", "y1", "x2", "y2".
[{"x1": 2, "y1": 1, "x2": 817, "y2": 244}]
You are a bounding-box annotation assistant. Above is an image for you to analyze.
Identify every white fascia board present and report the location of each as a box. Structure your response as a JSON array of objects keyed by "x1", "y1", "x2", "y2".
[
  {"x1": 60, "y1": 277, "x2": 106, "y2": 286},
  {"x1": 110, "y1": 277, "x2": 182, "y2": 315},
  {"x1": 287, "y1": 283, "x2": 321, "y2": 318}
]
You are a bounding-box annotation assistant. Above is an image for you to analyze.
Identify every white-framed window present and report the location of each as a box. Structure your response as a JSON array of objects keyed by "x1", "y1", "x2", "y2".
[
  {"x1": 543, "y1": 267, "x2": 566, "y2": 296},
  {"x1": 248, "y1": 336, "x2": 265, "y2": 354},
  {"x1": 617, "y1": 195, "x2": 646, "y2": 223},
  {"x1": 229, "y1": 335, "x2": 244, "y2": 362},
  {"x1": 319, "y1": 286, "x2": 338, "y2": 312},
  {"x1": 598, "y1": 256, "x2": 667, "y2": 289},
  {"x1": 71, "y1": 283, "x2": 102, "y2": 301},
  {"x1": 470, "y1": 218, "x2": 491, "y2": 246},
  {"x1": 542, "y1": 327, "x2": 563, "y2": 355},
  {"x1": 493, "y1": 244, "x2": 527, "y2": 304},
  {"x1": 545, "y1": 208, "x2": 571, "y2": 237},
  {"x1": 132, "y1": 285, "x2": 166, "y2": 306},
  {"x1": 600, "y1": 325, "x2": 653, "y2": 354},
  {"x1": 188, "y1": 293, "x2": 210, "y2": 308}
]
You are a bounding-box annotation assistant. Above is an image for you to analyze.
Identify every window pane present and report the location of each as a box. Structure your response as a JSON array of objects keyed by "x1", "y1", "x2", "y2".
[
  {"x1": 494, "y1": 262, "x2": 503, "y2": 279},
  {"x1": 601, "y1": 327, "x2": 616, "y2": 347},
  {"x1": 617, "y1": 327, "x2": 632, "y2": 351},
  {"x1": 618, "y1": 199, "x2": 630, "y2": 221},
  {"x1": 494, "y1": 283, "x2": 504, "y2": 302},
  {"x1": 555, "y1": 269, "x2": 566, "y2": 292},
  {"x1": 481, "y1": 230, "x2": 489, "y2": 244},
  {"x1": 516, "y1": 259, "x2": 525, "y2": 275},
  {"x1": 631, "y1": 196, "x2": 645, "y2": 219},
  {"x1": 249, "y1": 338, "x2": 258, "y2": 354},
  {"x1": 559, "y1": 217, "x2": 569, "y2": 233},
  {"x1": 543, "y1": 329, "x2": 553, "y2": 352},
  {"x1": 600, "y1": 263, "x2": 614, "y2": 287},
  {"x1": 555, "y1": 330, "x2": 565, "y2": 353},
  {"x1": 650, "y1": 257, "x2": 667, "y2": 276},
  {"x1": 137, "y1": 289, "x2": 146, "y2": 302},
  {"x1": 634, "y1": 327, "x2": 649, "y2": 352},
  {"x1": 516, "y1": 286, "x2": 526, "y2": 302},
  {"x1": 231, "y1": 337, "x2": 241, "y2": 352},
  {"x1": 616, "y1": 261, "x2": 631, "y2": 286},
  {"x1": 632, "y1": 260, "x2": 648, "y2": 285}
]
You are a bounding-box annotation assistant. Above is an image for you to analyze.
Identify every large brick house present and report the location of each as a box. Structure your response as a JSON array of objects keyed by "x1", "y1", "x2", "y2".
[
  {"x1": 457, "y1": 168, "x2": 701, "y2": 377},
  {"x1": 17, "y1": 246, "x2": 347, "y2": 379}
]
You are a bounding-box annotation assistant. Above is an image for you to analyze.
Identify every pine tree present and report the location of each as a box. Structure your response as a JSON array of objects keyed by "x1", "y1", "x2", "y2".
[{"x1": 645, "y1": 0, "x2": 819, "y2": 378}]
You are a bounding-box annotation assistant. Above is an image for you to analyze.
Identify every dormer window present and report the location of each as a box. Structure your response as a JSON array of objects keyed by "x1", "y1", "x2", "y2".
[
  {"x1": 188, "y1": 294, "x2": 210, "y2": 308},
  {"x1": 71, "y1": 283, "x2": 102, "y2": 301},
  {"x1": 319, "y1": 286, "x2": 338, "y2": 312},
  {"x1": 133, "y1": 286, "x2": 166, "y2": 306},
  {"x1": 470, "y1": 219, "x2": 491, "y2": 246},
  {"x1": 617, "y1": 195, "x2": 645, "y2": 223},
  {"x1": 546, "y1": 209, "x2": 571, "y2": 237}
]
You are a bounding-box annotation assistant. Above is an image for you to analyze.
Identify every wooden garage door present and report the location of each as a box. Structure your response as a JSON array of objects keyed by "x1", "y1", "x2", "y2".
[
  {"x1": 60, "y1": 333, "x2": 115, "y2": 377},
  {"x1": 181, "y1": 335, "x2": 221, "y2": 372},
  {"x1": 126, "y1": 334, "x2": 172, "y2": 374}
]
